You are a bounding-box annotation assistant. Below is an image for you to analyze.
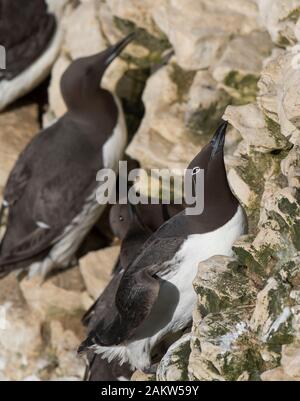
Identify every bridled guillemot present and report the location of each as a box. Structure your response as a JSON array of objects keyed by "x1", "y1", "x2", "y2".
[{"x1": 79, "y1": 121, "x2": 248, "y2": 371}]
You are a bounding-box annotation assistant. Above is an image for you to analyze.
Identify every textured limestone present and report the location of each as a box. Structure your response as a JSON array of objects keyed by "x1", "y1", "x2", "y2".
[
  {"x1": 152, "y1": 0, "x2": 260, "y2": 70},
  {"x1": 104, "y1": 0, "x2": 159, "y2": 36},
  {"x1": 47, "y1": 55, "x2": 70, "y2": 119},
  {"x1": 20, "y1": 267, "x2": 89, "y2": 320},
  {"x1": 186, "y1": 71, "x2": 230, "y2": 135},
  {"x1": 224, "y1": 103, "x2": 288, "y2": 152},
  {"x1": 258, "y1": 49, "x2": 300, "y2": 144},
  {"x1": 156, "y1": 334, "x2": 191, "y2": 381},
  {"x1": 48, "y1": 320, "x2": 85, "y2": 380},
  {"x1": 257, "y1": 0, "x2": 300, "y2": 45},
  {"x1": 213, "y1": 31, "x2": 272, "y2": 103},
  {"x1": 64, "y1": 1, "x2": 107, "y2": 60},
  {"x1": 79, "y1": 245, "x2": 120, "y2": 300},
  {"x1": 126, "y1": 61, "x2": 203, "y2": 171}
]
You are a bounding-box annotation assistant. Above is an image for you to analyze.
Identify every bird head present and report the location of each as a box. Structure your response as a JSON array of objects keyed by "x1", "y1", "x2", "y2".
[
  {"x1": 185, "y1": 121, "x2": 237, "y2": 214},
  {"x1": 109, "y1": 204, "x2": 133, "y2": 240},
  {"x1": 60, "y1": 33, "x2": 135, "y2": 112}
]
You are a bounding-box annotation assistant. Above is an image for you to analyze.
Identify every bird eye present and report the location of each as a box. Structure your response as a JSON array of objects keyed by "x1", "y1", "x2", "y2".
[
  {"x1": 192, "y1": 167, "x2": 201, "y2": 175},
  {"x1": 119, "y1": 216, "x2": 124, "y2": 222}
]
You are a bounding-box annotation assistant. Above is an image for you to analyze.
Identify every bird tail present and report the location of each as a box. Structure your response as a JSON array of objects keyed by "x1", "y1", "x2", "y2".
[{"x1": 0, "y1": 229, "x2": 55, "y2": 274}]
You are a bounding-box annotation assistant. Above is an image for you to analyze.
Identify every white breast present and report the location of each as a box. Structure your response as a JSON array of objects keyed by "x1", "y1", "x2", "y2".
[
  {"x1": 102, "y1": 96, "x2": 127, "y2": 170},
  {"x1": 158, "y1": 205, "x2": 247, "y2": 335}
]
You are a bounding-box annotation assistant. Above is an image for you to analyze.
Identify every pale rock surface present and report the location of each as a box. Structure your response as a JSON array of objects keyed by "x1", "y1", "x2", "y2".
[
  {"x1": 49, "y1": 320, "x2": 85, "y2": 380},
  {"x1": 64, "y1": 1, "x2": 106, "y2": 60},
  {"x1": 131, "y1": 370, "x2": 154, "y2": 381},
  {"x1": 0, "y1": 275, "x2": 43, "y2": 381},
  {"x1": 152, "y1": 0, "x2": 260, "y2": 70},
  {"x1": 0, "y1": 105, "x2": 39, "y2": 198},
  {"x1": 224, "y1": 103, "x2": 288, "y2": 152},
  {"x1": 126, "y1": 61, "x2": 203, "y2": 171},
  {"x1": 186, "y1": 71, "x2": 230, "y2": 135},
  {"x1": 256, "y1": 0, "x2": 300, "y2": 45},
  {"x1": 213, "y1": 31, "x2": 272, "y2": 102},
  {"x1": 104, "y1": 0, "x2": 159, "y2": 36},
  {"x1": 47, "y1": 55, "x2": 70, "y2": 119},
  {"x1": 258, "y1": 49, "x2": 300, "y2": 144},
  {"x1": 156, "y1": 334, "x2": 191, "y2": 381},
  {"x1": 228, "y1": 168, "x2": 256, "y2": 208},
  {"x1": 79, "y1": 245, "x2": 120, "y2": 300},
  {"x1": 20, "y1": 267, "x2": 88, "y2": 319}
]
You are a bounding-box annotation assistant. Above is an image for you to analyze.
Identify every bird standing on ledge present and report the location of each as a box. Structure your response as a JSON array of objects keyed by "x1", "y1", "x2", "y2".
[
  {"x1": 0, "y1": 33, "x2": 135, "y2": 278},
  {"x1": 83, "y1": 201, "x2": 183, "y2": 381},
  {"x1": 79, "y1": 121, "x2": 248, "y2": 372}
]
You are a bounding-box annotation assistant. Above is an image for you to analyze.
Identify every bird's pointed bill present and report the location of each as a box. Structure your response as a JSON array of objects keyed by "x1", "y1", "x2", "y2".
[
  {"x1": 210, "y1": 120, "x2": 228, "y2": 158},
  {"x1": 105, "y1": 32, "x2": 136, "y2": 66}
]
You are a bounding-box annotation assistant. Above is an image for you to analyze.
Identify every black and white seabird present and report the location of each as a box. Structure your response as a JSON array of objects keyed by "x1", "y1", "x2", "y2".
[
  {"x1": 0, "y1": 0, "x2": 64, "y2": 111},
  {"x1": 0, "y1": 33, "x2": 135, "y2": 278},
  {"x1": 82, "y1": 201, "x2": 183, "y2": 381},
  {"x1": 79, "y1": 121, "x2": 248, "y2": 371}
]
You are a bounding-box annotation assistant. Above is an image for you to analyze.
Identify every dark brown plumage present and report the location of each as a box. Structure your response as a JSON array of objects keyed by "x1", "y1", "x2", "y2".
[
  {"x1": 0, "y1": 34, "x2": 135, "y2": 277},
  {"x1": 0, "y1": 0, "x2": 56, "y2": 81}
]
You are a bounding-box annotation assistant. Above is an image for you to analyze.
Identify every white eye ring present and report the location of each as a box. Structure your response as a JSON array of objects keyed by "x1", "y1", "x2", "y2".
[{"x1": 192, "y1": 167, "x2": 201, "y2": 175}]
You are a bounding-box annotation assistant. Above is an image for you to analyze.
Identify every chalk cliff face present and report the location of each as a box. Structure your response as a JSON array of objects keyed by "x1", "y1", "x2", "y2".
[{"x1": 0, "y1": 0, "x2": 299, "y2": 381}]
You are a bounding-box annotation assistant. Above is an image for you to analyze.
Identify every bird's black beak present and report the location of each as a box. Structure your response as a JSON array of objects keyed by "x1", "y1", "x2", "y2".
[
  {"x1": 105, "y1": 32, "x2": 136, "y2": 66},
  {"x1": 210, "y1": 120, "x2": 228, "y2": 158}
]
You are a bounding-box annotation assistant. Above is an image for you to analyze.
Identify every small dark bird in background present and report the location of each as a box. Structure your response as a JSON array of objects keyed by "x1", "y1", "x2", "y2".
[
  {"x1": 0, "y1": 0, "x2": 56, "y2": 81},
  {"x1": 0, "y1": 0, "x2": 62, "y2": 110},
  {"x1": 0, "y1": 33, "x2": 135, "y2": 278},
  {"x1": 79, "y1": 121, "x2": 248, "y2": 372},
  {"x1": 82, "y1": 201, "x2": 184, "y2": 381}
]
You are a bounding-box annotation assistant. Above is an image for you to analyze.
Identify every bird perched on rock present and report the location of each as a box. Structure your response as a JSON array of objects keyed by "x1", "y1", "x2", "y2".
[
  {"x1": 0, "y1": 0, "x2": 64, "y2": 111},
  {"x1": 79, "y1": 121, "x2": 248, "y2": 372},
  {"x1": 0, "y1": 33, "x2": 135, "y2": 278},
  {"x1": 82, "y1": 201, "x2": 183, "y2": 381}
]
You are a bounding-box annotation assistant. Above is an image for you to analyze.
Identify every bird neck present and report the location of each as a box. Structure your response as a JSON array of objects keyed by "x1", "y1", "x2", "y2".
[{"x1": 66, "y1": 88, "x2": 118, "y2": 129}]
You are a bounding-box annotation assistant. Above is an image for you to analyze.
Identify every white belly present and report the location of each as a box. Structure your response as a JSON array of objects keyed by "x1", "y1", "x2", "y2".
[{"x1": 95, "y1": 206, "x2": 247, "y2": 370}]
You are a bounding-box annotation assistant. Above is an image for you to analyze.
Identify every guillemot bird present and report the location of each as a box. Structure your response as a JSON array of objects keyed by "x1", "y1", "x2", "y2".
[
  {"x1": 111, "y1": 202, "x2": 184, "y2": 274},
  {"x1": 82, "y1": 201, "x2": 184, "y2": 381},
  {"x1": 79, "y1": 121, "x2": 248, "y2": 371},
  {"x1": 0, "y1": 33, "x2": 135, "y2": 278},
  {"x1": 0, "y1": 0, "x2": 64, "y2": 111}
]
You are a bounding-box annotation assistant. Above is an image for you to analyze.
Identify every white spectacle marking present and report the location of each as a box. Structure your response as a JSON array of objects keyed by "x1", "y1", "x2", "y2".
[
  {"x1": 2, "y1": 200, "x2": 9, "y2": 207},
  {"x1": 36, "y1": 221, "x2": 50, "y2": 230},
  {"x1": 192, "y1": 167, "x2": 201, "y2": 175}
]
